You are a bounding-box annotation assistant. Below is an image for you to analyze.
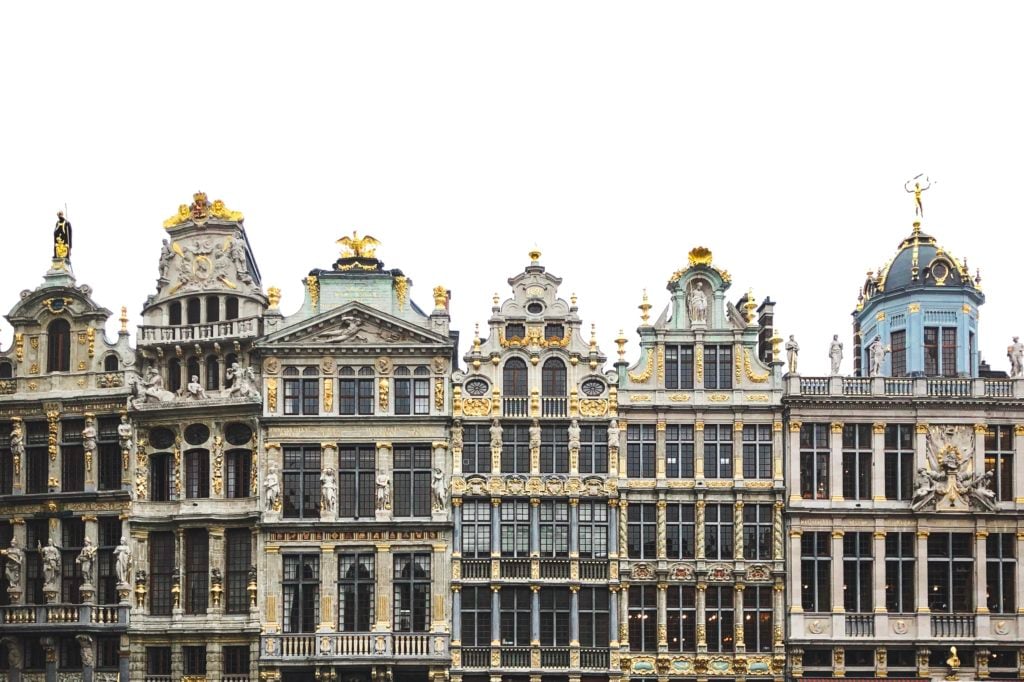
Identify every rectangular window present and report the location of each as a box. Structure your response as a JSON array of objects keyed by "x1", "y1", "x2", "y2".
[
  {"x1": 283, "y1": 553, "x2": 320, "y2": 633},
  {"x1": 413, "y1": 378, "x2": 430, "y2": 415},
  {"x1": 539, "y1": 588, "x2": 571, "y2": 646},
  {"x1": 799, "y1": 423, "x2": 830, "y2": 500},
  {"x1": 393, "y1": 553, "x2": 430, "y2": 632},
  {"x1": 987, "y1": 533, "x2": 1016, "y2": 614},
  {"x1": 540, "y1": 424, "x2": 569, "y2": 474},
  {"x1": 339, "y1": 445, "x2": 376, "y2": 518},
  {"x1": 579, "y1": 424, "x2": 608, "y2": 474},
  {"x1": 665, "y1": 344, "x2": 694, "y2": 390},
  {"x1": 283, "y1": 446, "x2": 322, "y2": 519},
  {"x1": 628, "y1": 585, "x2": 657, "y2": 652},
  {"x1": 666, "y1": 424, "x2": 694, "y2": 478},
  {"x1": 500, "y1": 424, "x2": 530, "y2": 474},
  {"x1": 226, "y1": 450, "x2": 252, "y2": 498},
  {"x1": 703, "y1": 425, "x2": 733, "y2": 478},
  {"x1": 890, "y1": 330, "x2": 907, "y2": 377},
  {"x1": 627, "y1": 503, "x2": 657, "y2": 559},
  {"x1": 742, "y1": 504, "x2": 773, "y2": 560},
  {"x1": 927, "y1": 532, "x2": 973, "y2": 612},
  {"x1": 985, "y1": 425, "x2": 1014, "y2": 501},
  {"x1": 705, "y1": 503, "x2": 734, "y2": 560},
  {"x1": 627, "y1": 424, "x2": 656, "y2": 478},
  {"x1": 666, "y1": 503, "x2": 695, "y2": 560},
  {"x1": 149, "y1": 531, "x2": 175, "y2": 616},
  {"x1": 183, "y1": 646, "x2": 206, "y2": 676},
  {"x1": 358, "y1": 377, "x2": 375, "y2": 415},
  {"x1": 884, "y1": 424, "x2": 914, "y2": 501},
  {"x1": 578, "y1": 500, "x2": 608, "y2": 559},
  {"x1": 0, "y1": 523, "x2": 10, "y2": 604},
  {"x1": 226, "y1": 528, "x2": 251, "y2": 614},
  {"x1": 924, "y1": 327, "x2": 939, "y2": 376},
  {"x1": 578, "y1": 587, "x2": 609, "y2": 647},
  {"x1": 843, "y1": 532, "x2": 872, "y2": 612},
  {"x1": 460, "y1": 424, "x2": 491, "y2": 474},
  {"x1": 500, "y1": 586, "x2": 531, "y2": 646},
  {"x1": 392, "y1": 445, "x2": 431, "y2": 518},
  {"x1": 185, "y1": 528, "x2": 209, "y2": 614},
  {"x1": 885, "y1": 532, "x2": 915, "y2": 613},
  {"x1": 61, "y1": 442, "x2": 85, "y2": 493},
  {"x1": 149, "y1": 452, "x2": 173, "y2": 502},
  {"x1": 96, "y1": 517, "x2": 120, "y2": 605},
  {"x1": 338, "y1": 552, "x2": 375, "y2": 631},
  {"x1": 666, "y1": 585, "x2": 696, "y2": 652},
  {"x1": 96, "y1": 636, "x2": 119, "y2": 670},
  {"x1": 395, "y1": 378, "x2": 411, "y2": 415},
  {"x1": 842, "y1": 424, "x2": 872, "y2": 500},
  {"x1": 60, "y1": 518, "x2": 84, "y2": 604},
  {"x1": 539, "y1": 501, "x2": 569, "y2": 557},
  {"x1": 146, "y1": 647, "x2": 171, "y2": 676},
  {"x1": 185, "y1": 449, "x2": 210, "y2": 499},
  {"x1": 704, "y1": 345, "x2": 733, "y2": 390},
  {"x1": 461, "y1": 586, "x2": 492, "y2": 646},
  {"x1": 801, "y1": 531, "x2": 831, "y2": 612},
  {"x1": 705, "y1": 586, "x2": 734, "y2": 652},
  {"x1": 742, "y1": 424, "x2": 773, "y2": 479},
  {"x1": 500, "y1": 499, "x2": 531, "y2": 557},
  {"x1": 461, "y1": 500, "x2": 492, "y2": 558},
  {"x1": 0, "y1": 422, "x2": 12, "y2": 496},
  {"x1": 744, "y1": 586, "x2": 773, "y2": 653},
  {"x1": 942, "y1": 327, "x2": 957, "y2": 376},
  {"x1": 98, "y1": 441, "x2": 121, "y2": 491},
  {"x1": 339, "y1": 374, "x2": 375, "y2": 415},
  {"x1": 284, "y1": 375, "x2": 320, "y2": 416},
  {"x1": 26, "y1": 422, "x2": 48, "y2": 495},
  {"x1": 25, "y1": 520, "x2": 48, "y2": 604},
  {"x1": 222, "y1": 646, "x2": 250, "y2": 676}
]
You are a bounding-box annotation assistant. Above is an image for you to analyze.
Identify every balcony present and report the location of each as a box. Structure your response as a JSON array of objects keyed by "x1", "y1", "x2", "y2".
[
  {"x1": 501, "y1": 559, "x2": 531, "y2": 579},
  {"x1": 457, "y1": 646, "x2": 611, "y2": 670},
  {"x1": 931, "y1": 614, "x2": 976, "y2": 638},
  {"x1": 844, "y1": 613, "x2": 874, "y2": 637},
  {"x1": 579, "y1": 560, "x2": 608, "y2": 581},
  {"x1": 791, "y1": 375, "x2": 1023, "y2": 400},
  {"x1": 461, "y1": 559, "x2": 491, "y2": 580},
  {"x1": 0, "y1": 603, "x2": 128, "y2": 628},
  {"x1": 137, "y1": 316, "x2": 261, "y2": 346},
  {"x1": 541, "y1": 397, "x2": 567, "y2": 418},
  {"x1": 456, "y1": 558, "x2": 609, "y2": 583},
  {"x1": 261, "y1": 632, "x2": 449, "y2": 661},
  {"x1": 503, "y1": 397, "x2": 529, "y2": 418}
]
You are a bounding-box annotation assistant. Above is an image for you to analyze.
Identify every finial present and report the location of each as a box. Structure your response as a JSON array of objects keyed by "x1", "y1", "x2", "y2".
[
  {"x1": 119, "y1": 306, "x2": 128, "y2": 334},
  {"x1": 770, "y1": 332, "x2": 782, "y2": 360},
  {"x1": 473, "y1": 324, "x2": 481, "y2": 352},
  {"x1": 433, "y1": 285, "x2": 449, "y2": 310},
  {"x1": 638, "y1": 290, "x2": 652, "y2": 325},
  {"x1": 615, "y1": 329, "x2": 627, "y2": 361},
  {"x1": 528, "y1": 248, "x2": 541, "y2": 263},
  {"x1": 267, "y1": 287, "x2": 281, "y2": 309},
  {"x1": 589, "y1": 324, "x2": 597, "y2": 352},
  {"x1": 904, "y1": 173, "x2": 933, "y2": 218},
  {"x1": 492, "y1": 292, "x2": 499, "y2": 306},
  {"x1": 570, "y1": 292, "x2": 577, "y2": 307},
  {"x1": 337, "y1": 231, "x2": 380, "y2": 260},
  {"x1": 744, "y1": 288, "x2": 757, "y2": 324}
]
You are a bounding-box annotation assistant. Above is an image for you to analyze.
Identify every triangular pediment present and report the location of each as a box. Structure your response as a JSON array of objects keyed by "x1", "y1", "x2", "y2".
[{"x1": 258, "y1": 302, "x2": 451, "y2": 349}]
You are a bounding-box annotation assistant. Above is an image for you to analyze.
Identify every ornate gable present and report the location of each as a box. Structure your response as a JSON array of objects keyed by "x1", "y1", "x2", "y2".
[{"x1": 258, "y1": 303, "x2": 452, "y2": 351}]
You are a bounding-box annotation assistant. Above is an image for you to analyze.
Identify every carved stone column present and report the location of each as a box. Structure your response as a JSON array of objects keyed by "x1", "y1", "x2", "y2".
[
  {"x1": 656, "y1": 500, "x2": 667, "y2": 560},
  {"x1": 829, "y1": 422, "x2": 844, "y2": 502},
  {"x1": 871, "y1": 423, "x2": 886, "y2": 502},
  {"x1": 787, "y1": 421, "x2": 802, "y2": 502},
  {"x1": 694, "y1": 422, "x2": 705, "y2": 479},
  {"x1": 695, "y1": 582, "x2": 707, "y2": 653},
  {"x1": 788, "y1": 531, "x2": 803, "y2": 613},
  {"x1": 915, "y1": 531, "x2": 930, "y2": 613},
  {"x1": 831, "y1": 530, "x2": 845, "y2": 613},
  {"x1": 733, "y1": 421, "x2": 744, "y2": 481},
  {"x1": 656, "y1": 583, "x2": 668, "y2": 651},
  {"x1": 319, "y1": 543, "x2": 337, "y2": 632},
  {"x1": 374, "y1": 543, "x2": 392, "y2": 632},
  {"x1": 734, "y1": 583, "x2": 746, "y2": 652},
  {"x1": 376, "y1": 442, "x2": 393, "y2": 521}
]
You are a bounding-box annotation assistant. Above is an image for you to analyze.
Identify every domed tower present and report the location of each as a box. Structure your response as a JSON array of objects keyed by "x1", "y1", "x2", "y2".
[{"x1": 853, "y1": 186, "x2": 984, "y2": 378}]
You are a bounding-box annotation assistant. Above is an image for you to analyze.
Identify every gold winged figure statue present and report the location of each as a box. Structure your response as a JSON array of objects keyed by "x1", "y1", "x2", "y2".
[{"x1": 337, "y1": 231, "x2": 380, "y2": 259}]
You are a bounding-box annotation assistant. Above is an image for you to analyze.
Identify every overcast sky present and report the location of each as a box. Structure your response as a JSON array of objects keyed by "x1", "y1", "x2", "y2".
[{"x1": 2, "y1": 2, "x2": 1022, "y2": 376}]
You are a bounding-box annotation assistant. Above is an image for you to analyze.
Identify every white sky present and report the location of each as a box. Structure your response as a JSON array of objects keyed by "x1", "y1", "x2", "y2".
[{"x1": 2, "y1": 2, "x2": 1022, "y2": 376}]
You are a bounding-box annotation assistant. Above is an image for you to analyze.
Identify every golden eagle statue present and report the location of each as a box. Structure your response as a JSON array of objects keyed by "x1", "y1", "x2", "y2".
[{"x1": 337, "y1": 231, "x2": 380, "y2": 259}]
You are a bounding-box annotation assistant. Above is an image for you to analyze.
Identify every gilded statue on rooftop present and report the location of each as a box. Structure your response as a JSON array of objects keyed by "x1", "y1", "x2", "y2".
[
  {"x1": 337, "y1": 231, "x2": 380, "y2": 259},
  {"x1": 904, "y1": 173, "x2": 932, "y2": 217}
]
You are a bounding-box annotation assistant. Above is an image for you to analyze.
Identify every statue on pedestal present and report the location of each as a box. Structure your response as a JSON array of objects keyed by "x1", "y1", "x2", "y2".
[
  {"x1": 265, "y1": 464, "x2": 281, "y2": 512},
  {"x1": 869, "y1": 335, "x2": 889, "y2": 377},
  {"x1": 1, "y1": 537, "x2": 23, "y2": 588},
  {"x1": 432, "y1": 468, "x2": 447, "y2": 512},
  {"x1": 687, "y1": 281, "x2": 708, "y2": 323},
  {"x1": 375, "y1": 473, "x2": 391, "y2": 511},
  {"x1": 490, "y1": 418, "x2": 503, "y2": 450},
  {"x1": 76, "y1": 537, "x2": 98, "y2": 586},
  {"x1": 785, "y1": 335, "x2": 800, "y2": 374},
  {"x1": 568, "y1": 419, "x2": 581, "y2": 451},
  {"x1": 1008, "y1": 337, "x2": 1023, "y2": 377},
  {"x1": 607, "y1": 419, "x2": 620, "y2": 450},
  {"x1": 114, "y1": 536, "x2": 133, "y2": 586},
  {"x1": 54, "y1": 211, "x2": 72, "y2": 260},
  {"x1": 40, "y1": 538, "x2": 61, "y2": 591},
  {"x1": 320, "y1": 468, "x2": 338, "y2": 514},
  {"x1": 829, "y1": 335, "x2": 844, "y2": 375}
]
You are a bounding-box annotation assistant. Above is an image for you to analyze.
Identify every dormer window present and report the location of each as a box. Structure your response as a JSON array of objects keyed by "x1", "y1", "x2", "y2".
[
  {"x1": 47, "y1": 319, "x2": 71, "y2": 373},
  {"x1": 103, "y1": 355, "x2": 119, "y2": 372},
  {"x1": 505, "y1": 323, "x2": 526, "y2": 340},
  {"x1": 544, "y1": 324, "x2": 564, "y2": 340},
  {"x1": 0, "y1": 361, "x2": 12, "y2": 379},
  {"x1": 580, "y1": 379, "x2": 604, "y2": 397}
]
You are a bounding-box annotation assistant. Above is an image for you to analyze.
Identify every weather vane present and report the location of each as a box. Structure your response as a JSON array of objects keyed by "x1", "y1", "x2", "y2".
[{"x1": 904, "y1": 173, "x2": 933, "y2": 218}]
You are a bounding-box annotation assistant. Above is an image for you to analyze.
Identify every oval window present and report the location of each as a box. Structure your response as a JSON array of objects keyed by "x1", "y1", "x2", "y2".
[
  {"x1": 581, "y1": 379, "x2": 605, "y2": 396},
  {"x1": 225, "y1": 422, "x2": 254, "y2": 446},
  {"x1": 149, "y1": 427, "x2": 176, "y2": 450},
  {"x1": 464, "y1": 379, "x2": 489, "y2": 396},
  {"x1": 184, "y1": 423, "x2": 210, "y2": 446}
]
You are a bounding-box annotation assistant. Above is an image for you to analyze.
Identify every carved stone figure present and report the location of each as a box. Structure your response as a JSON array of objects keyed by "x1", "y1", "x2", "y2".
[
  {"x1": 81, "y1": 417, "x2": 98, "y2": 456},
  {"x1": 76, "y1": 537, "x2": 98, "y2": 586},
  {"x1": 868, "y1": 335, "x2": 889, "y2": 377},
  {"x1": 1009, "y1": 336, "x2": 1024, "y2": 378},
  {"x1": 135, "y1": 366, "x2": 175, "y2": 404},
  {"x1": 376, "y1": 356, "x2": 392, "y2": 374},
  {"x1": 117, "y1": 415, "x2": 133, "y2": 452},
  {"x1": 229, "y1": 233, "x2": 252, "y2": 284},
  {"x1": 450, "y1": 420, "x2": 464, "y2": 450},
  {"x1": 227, "y1": 363, "x2": 260, "y2": 399},
  {"x1": 114, "y1": 536, "x2": 132, "y2": 586},
  {"x1": 10, "y1": 421, "x2": 25, "y2": 460},
  {"x1": 1, "y1": 635, "x2": 22, "y2": 669},
  {"x1": 912, "y1": 467, "x2": 943, "y2": 510},
  {"x1": 432, "y1": 468, "x2": 447, "y2": 512},
  {"x1": 76, "y1": 634, "x2": 94, "y2": 667},
  {"x1": 320, "y1": 468, "x2": 338, "y2": 514},
  {"x1": 785, "y1": 335, "x2": 800, "y2": 374},
  {"x1": 158, "y1": 239, "x2": 174, "y2": 279},
  {"x1": 375, "y1": 473, "x2": 391, "y2": 511},
  {"x1": 529, "y1": 420, "x2": 541, "y2": 450},
  {"x1": 185, "y1": 375, "x2": 207, "y2": 400},
  {"x1": 265, "y1": 463, "x2": 281, "y2": 512},
  {"x1": 490, "y1": 419, "x2": 503, "y2": 450},
  {"x1": 54, "y1": 211, "x2": 72, "y2": 260},
  {"x1": 40, "y1": 538, "x2": 61, "y2": 591},
  {"x1": 829, "y1": 334, "x2": 844, "y2": 375},
  {"x1": 607, "y1": 419, "x2": 620, "y2": 450},
  {"x1": 568, "y1": 419, "x2": 581, "y2": 451},
  {"x1": 687, "y1": 280, "x2": 708, "y2": 323},
  {"x1": 316, "y1": 316, "x2": 363, "y2": 343},
  {"x1": 2, "y1": 537, "x2": 24, "y2": 587}
]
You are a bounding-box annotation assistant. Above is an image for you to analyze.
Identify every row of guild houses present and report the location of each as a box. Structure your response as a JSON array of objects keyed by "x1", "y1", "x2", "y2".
[{"x1": 0, "y1": 186, "x2": 1022, "y2": 682}]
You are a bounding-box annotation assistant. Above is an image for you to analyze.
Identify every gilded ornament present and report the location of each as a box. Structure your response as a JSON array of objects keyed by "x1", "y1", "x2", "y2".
[
  {"x1": 433, "y1": 285, "x2": 449, "y2": 309},
  {"x1": 46, "y1": 410, "x2": 59, "y2": 462},
  {"x1": 743, "y1": 349, "x2": 769, "y2": 383},
  {"x1": 305, "y1": 275, "x2": 320, "y2": 308},
  {"x1": 628, "y1": 347, "x2": 654, "y2": 383},
  {"x1": 163, "y1": 192, "x2": 243, "y2": 227},
  {"x1": 337, "y1": 231, "x2": 380, "y2": 259},
  {"x1": 378, "y1": 378, "x2": 389, "y2": 412},
  {"x1": 667, "y1": 393, "x2": 691, "y2": 402},
  {"x1": 173, "y1": 437, "x2": 182, "y2": 498},
  {"x1": 266, "y1": 377, "x2": 278, "y2": 412},
  {"x1": 211, "y1": 436, "x2": 224, "y2": 496},
  {"x1": 657, "y1": 343, "x2": 665, "y2": 382},
  {"x1": 393, "y1": 275, "x2": 409, "y2": 309},
  {"x1": 14, "y1": 333, "x2": 23, "y2": 362},
  {"x1": 707, "y1": 393, "x2": 730, "y2": 402},
  {"x1": 578, "y1": 399, "x2": 608, "y2": 417},
  {"x1": 735, "y1": 344, "x2": 742, "y2": 384},
  {"x1": 267, "y1": 287, "x2": 281, "y2": 309},
  {"x1": 639, "y1": 289, "x2": 652, "y2": 324},
  {"x1": 696, "y1": 345, "x2": 704, "y2": 382},
  {"x1": 324, "y1": 378, "x2": 334, "y2": 413},
  {"x1": 462, "y1": 397, "x2": 490, "y2": 417}
]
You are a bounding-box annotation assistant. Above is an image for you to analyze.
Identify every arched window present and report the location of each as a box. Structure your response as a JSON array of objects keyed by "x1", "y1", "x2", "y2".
[
  {"x1": 168, "y1": 358, "x2": 183, "y2": 392},
  {"x1": 169, "y1": 302, "x2": 182, "y2": 326},
  {"x1": 103, "y1": 355, "x2": 119, "y2": 372},
  {"x1": 186, "y1": 298, "x2": 201, "y2": 325},
  {"x1": 0, "y1": 361, "x2": 12, "y2": 378},
  {"x1": 503, "y1": 358, "x2": 528, "y2": 396},
  {"x1": 206, "y1": 296, "x2": 220, "y2": 323},
  {"x1": 541, "y1": 358, "x2": 567, "y2": 396},
  {"x1": 206, "y1": 356, "x2": 220, "y2": 391},
  {"x1": 47, "y1": 319, "x2": 71, "y2": 373},
  {"x1": 225, "y1": 297, "x2": 239, "y2": 320}
]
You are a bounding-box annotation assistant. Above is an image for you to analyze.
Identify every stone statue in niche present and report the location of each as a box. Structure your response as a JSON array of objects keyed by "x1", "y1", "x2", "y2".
[
  {"x1": 829, "y1": 334, "x2": 843, "y2": 375},
  {"x1": 1008, "y1": 336, "x2": 1023, "y2": 377},
  {"x1": 607, "y1": 419, "x2": 620, "y2": 450},
  {"x1": 375, "y1": 473, "x2": 391, "y2": 511},
  {"x1": 868, "y1": 335, "x2": 889, "y2": 377},
  {"x1": 568, "y1": 419, "x2": 581, "y2": 451},
  {"x1": 81, "y1": 417, "x2": 98, "y2": 456},
  {"x1": 490, "y1": 418, "x2": 503, "y2": 450},
  {"x1": 76, "y1": 537, "x2": 98, "y2": 586},
  {"x1": 117, "y1": 415, "x2": 133, "y2": 453},
  {"x1": 265, "y1": 463, "x2": 282, "y2": 511},
  {"x1": 114, "y1": 536, "x2": 132, "y2": 586},
  {"x1": 158, "y1": 239, "x2": 174, "y2": 280},
  {"x1": 40, "y1": 538, "x2": 61, "y2": 591},
  {"x1": 785, "y1": 335, "x2": 800, "y2": 374},
  {"x1": 1, "y1": 537, "x2": 23, "y2": 587},
  {"x1": 529, "y1": 419, "x2": 541, "y2": 450},
  {"x1": 687, "y1": 280, "x2": 708, "y2": 323},
  {"x1": 432, "y1": 468, "x2": 447, "y2": 512},
  {"x1": 320, "y1": 467, "x2": 338, "y2": 514}
]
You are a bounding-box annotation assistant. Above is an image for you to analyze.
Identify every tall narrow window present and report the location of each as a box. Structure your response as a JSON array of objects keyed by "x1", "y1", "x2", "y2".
[
  {"x1": 705, "y1": 586, "x2": 734, "y2": 652},
  {"x1": 799, "y1": 423, "x2": 830, "y2": 499},
  {"x1": 986, "y1": 533, "x2": 1015, "y2": 614},
  {"x1": 540, "y1": 588, "x2": 571, "y2": 645},
  {"x1": 500, "y1": 424, "x2": 530, "y2": 474},
  {"x1": 97, "y1": 517, "x2": 121, "y2": 605},
  {"x1": 186, "y1": 357, "x2": 200, "y2": 386},
  {"x1": 339, "y1": 367, "x2": 374, "y2": 415},
  {"x1": 628, "y1": 585, "x2": 657, "y2": 652},
  {"x1": 461, "y1": 500, "x2": 492, "y2": 558},
  {"x1": 801, "y1": 532, "x2": 831, "y2": 612},
  {"x1": 149, "y1": 453, "x2": 173, "y2": 501},
  {"x1": 338, "y1": 445, "x2": 375, "y2": 518},
  {"x1": 205, "y1": 296, "x2": 220, "y2": 323},
  {"x1": 168, "y1": 358, "x2": 182, "y2": 393},
  {"x1": 843, "y1": 532, "x2": 873, "y2": 612},
  {"x1": 703, "y1": 425, "x2": 733, "y2": 478},
  {"x1": 149, "y1": 531, "x2": 175, "y2": 616},
  {"x1": 283, "y1": 446, "x2": 321, "y2": 519},
  {"x1": 540, "y1": 424, "x2": 569, "y2": 473},
  {"x1": 924, "y1": 327, "x2": 939, "y2": 376},
  {"x1": 25, "y1": 520, "x2": 48, "y2": 604},
  {"x1": 666, "y1": 424, "x2": 694, "y2": 478},
  {"x1": 665, "y1": 344, "x2": 694, "y2": 390},
  {"x1": 666, "y1": 585, "x2": 696, "y2": 652},
  {"x1": 0, "y1": 423, "x2": 11, "y2": 497},
  {"x1": 578, "y1": 424, "x2": 608, "y2": 475},
  {"x1": 501, "y1": 586, "x2": 531, "y2": 646},
  {"x1": 578, "y1": 501, "x2": 608, "y2": 559},
  {"x1": 283, "y1": 554, "x2": 320, "y2": 633},
  {"x1": 0, "y1": 361, "x2": 10, "y2": 379},
  {"x1": 500, "y1": 500, "x2": 530, "y2": 557},
  {"x1": 460, "y1": 423, "x2": 491, "y2": 474},
  {"x1": 942, "y1": 327, "x2": 957, "y2": 376},
  {"x1": 26, "y1": 421, "x2": 49, "y2": 495},
  {"x1": 541, "y1": 358, "x2": 567, "y2": 396},
  {"x1": 393, "y1": 553, "x2": 430, "y2": 632},
  {"x1": 168, "y1": 302, "x2": 182, "y2": 326},
  {"x1": 61, "y1": 418, "x2": 85, "y2": 493},
  {"x1": 705, "y1": 504, "x2": 733, "y2": 560},
  {"x1": 97, "y1": 417, "x2": 121, "y2": 491},
  {"x1": 225, "y1": 528, "x2": 251, "y2": 614},
  {"x1": 338, "y1": 552, "x2": 375, "y2": 631},
  {"x1": 885, "y1": 532, "x2": 915, "y2": 613},
  {"x1": 703, "y1": 345, "x2": 733, "y2": 390},
  {"x1": 538, "y1": 501, "x2": 569, "y2": 557},
  {"x1": 205, "y1": 356, "x2": 219, "y2": 391},
  {"x1": 413, "y1": 366, "x2": 431, "y2": 414},
  {"x1": 60, "y1": 518, "x2": 84, "y2": 604},
  {"x1": 985, "y1": 425, "x2": 1014, "y2": 501},
  {"x1": 460, "y1": 586, "x2": 492, "y2": 647},
  {"x1": 666, "y1": 503, "x2": 695, "y2": 560},
  {"x1": 503, "y1": 358, "x2": 528, "y2": 396},
  {"x1": 626, "y1": 424, "x2": 656, "y2": 478},
  {"x1": 392, "y1": 445, "x2": 431, "y2": 517},
  {"x1": 890, "y1": 330, "x2": 907, "y2": 376},
  {"x1": 222, "y1": 647, "x2": 249, "y2": 678},
  {"x1": 185, "y1": 449, "x2": 210, "y2": 498},
  {"x1": 884, "y1": 424, "x2": 914, "y2": 501},
  {"x1": 225, "y1": 450, "x2": 252, "y2": 499},
  {"x1": 186, "y1": 298, "x2": 201, "y2": 325},
  {"x1": 185, "y1": 529, "x2": 209, "y2": 614},
  {"x1": 147, "y1": 648, "x2": 172, "y2": 676},
  {"x1": 742, "y1": 424, "x2": 772, "y2": 479},
  {"x1": 627, "y1": 503, "x2": 657, "y2": 559},
  {"x1": 842, "y1": 424, "x2": 872, "y2": 500},
  {"x1": 47, "y1": 319, "x2": 71, "y2": 373},
  {"x1": 225, "y1": 297, "x2": 239, "y2": 320},
  {"x1": 578, "y1": 587, "x2": 609, "y2": 647},
  {"x1": 927, "y1": 532, "x2": 973, "y2": 612},
  {"x1": 744, "y1": 586, "x2": 773, "y2": 652},
  {"x1": 742, "y1": 504, "x2": 772, "y2": 560},
  {"x1": 284, "y1": 367, "x2": 319, "y2": 416},
  {"x1": 394, "y1": 367, "x2": 412, "y2": 415}
]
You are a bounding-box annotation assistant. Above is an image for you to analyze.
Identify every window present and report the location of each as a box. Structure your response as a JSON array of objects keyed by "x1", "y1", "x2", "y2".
[
  {"x1": 187, "y1": 356, "x2": 200, "y2": 385},
  {"x1": 501, "y1": 586, "x2": 531, "y2": 646},
  {"x1": 461, "y1": 500, "x2": 492, "y2": 558},
  {"x1": 540, "y1": 588, "x2": 571, "y2": 646},
  {"x1": 186, "y1": 297, "x2": 201, "y2": 324},
  {"x1": 223, "y1": 646, "x2": 250, "y2": 677},
  {"x1": 666, "y1": 503, "x2": 695, "y2": 560},
  {"x1": 800, "y1": 423, "x2": 830, "y2": 500},
  {"x1": 460, "y1": 423, "x2": 491, "y2": 474},
  {"x1": 185, "y1": 529, "x2": 209, "y2": 614},
  {"x1": 666, "y1": 424, "x2": 694, "y2": 478},
  {"x1": 97, "y1": 517, "x2": 121, "y2": 605},
  {"x1": 60, "y1": 518, "x2": 84, "y2": 603},
  {"x1": 942, "y1": 327, "x2": 957, "y2": 376},
  {"x1": 284, "y1": 367, "x2": 319, "y2": 415},
  {"x1": 544, "y1": 323, "x2": 564, "y2": 340},
  {"x1": 283, "y1": 554, "x2": 320, "y2": 633},
  {"x1": 395, "y1": 367, "x2": 430, "y2": 415},
  {"x1": 0, "y1": 362, "x2": 10, "y2": 379},
  {"x1": 540, "y1": 424, "x2": 568, "y2": 473},
  {"x1": 185, "y1": 449, "x2": 210, "y2": 498},
  {"x1": 925, "y1": 327, "x2": 957, "y2": 376},
  {"x1": 628, "y1": 585, "x2": 657, "y2": 651},
  {"x1": 0, "y1": 423, "x2": 11, "y2": 496},
  {"x1": 703, "y1": 425, "x2": 733, "y2": 478},
  {"x1": 500, "y1": 424, "x2": 530, "y2": 474},
  {"x1": 149, "y1": 452, "x2": 174, "y2": 501},
  {"x1": 168, "y1": 358, "x2": 182, "y2": 393},
  {"x1": 665, "y1": 344, "x2": 694, "y2": 389},
  {"x1": 503, "y1": 358, "x2": 528, "y2": 396},
  {"x1": 47, "y1": 319, "x2": 71, "y2": 373},
  {"x1": 461, "y1": 586, "x2": 492, "y2": 646},
  {"x1": 988, "y1": 649, "x2": 1019, "y2": 679},
  {"x1": 801, "y1": 532, "x2": 831, "y2": 612},
  {"x1": 885, "y1": 424, "x2": 914, "y2": 501},
  {"x1": 149, "y1": 531, "x2": 175, "y2": 616},
  {"x1": 25, "y1": 520, "x2": 47, "y2": 604},
  {"x1": 26, "y1": 421, "x2": 49, "y2": 495},
  {"x1": 539, "y1": 501, "x2": 569, "y2": 557},
  {"x1": 505, "y1": 323, "x2": 526, "y2": 341},
  {"x1": 578, "y1": 501, "x2": 608, "y2": 559},
  {"x1": 744, "y1": 586, "x2": 773, "y2": 652},
  {"x1": 705, "y1": 586, "x2": 734, "y2": 652},
  {"x1": 206, "y1": 295, "x2": 220, "y2": 323},
  {"x1": 886, "y1": 648, "x2": 918, "y2": 678},
  {"x1": 705, "y1": 504, "x2": 734, "y2": 560},
  {"x1": 59, "y1": 638, "x2": 82, "y2": 670},
  {"x1": 205, "y1": 355, "x2": 219, "y2": 391},
  {"x1": 500, "y1": 500, "x2": 530, "y2": 557},
  {"x1": 579, "y1": 587, "x2": 609, "y2": 647},
  {"x1": 226, "y1": 449, "x2": 252, "y2": 498},
  {"x1": 168, "y1": 302, "x2": 182, "y2": 326},
  {"x1": 666, "y1": 585, "x2": 696, "y2": 652},
  {"x1": 742, "y1": 424, "x2": 772, "y2": 479},
  {"x1": 338, "y1": 445, "x2": 375, "y2": 518},
  {"x1": 338, "y1": 552, "x2": 375, "y2": 631},
  {"x1": 626, "y1": 424, "x2": 656, "y2": 478},
  {"x1": 985, "y1": 426, "x2": 1014, "y2": 501},
  {"x1": 579, "y1": 424, "x2": 607, "y2": 474},
  {"x1": 703, "y1": 345, "x2": 732, "y2": 390},
  {"x1": 225, "y1": 296, "x2": 239, "y2": 320},
  {"x1": 97, "y1": 417, "x2": 121, "y2": 492},
  {"x1": 890, "y1": 330, "x2": 907, "y2": 376},
  {"x1": 987, "y1": 533, "x2": 1015, "y2": 614},
  {"x1": 927, "y1": 532, "x2": 973, "y2": 612},
  {"x1": 627, "y1": 503, "x2": 657, "y2": 559},
  {"x1": 885, "y1": 532, "x2": 915, "y2": 613},
  {"x1": 226, "y1": 528, "x2": 251, "y2": 614},
  {"x1": 147, "y1": 647, "x2": 171, "y2": 676},
  {"x1": 96, "y1": 636, "x2": 119, "y2": 670},
  {"x1": 393, "y1": 445, "x2": 431, "y2": 517},
  {"x1": 283, "y1": 446, "x2": 321, "y2": 519},
  {"x1": 541, "y1": 358, "x2": 567, "y2": 396},
  {"x1": 843, "y1": 532, "x2": 872, "y2": 612},
  {"x1": 103, "y1": 355, "x2": 119, "y2": 372},
  {"x1": 61, "y1": 418, "x2": 85, "y2": 492},
  {"x1": 842, "y1": 424, "x2": 872, "y2": 500},
  {"x1": 393, "y1": 553, "x2": 430, "y2": 632},
  {"x1": 743, "y1": 504, "x2": 772, "y2": 560},
  {"x1": 184, "y1": 645, "x2": 206, "y2": 676}
]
